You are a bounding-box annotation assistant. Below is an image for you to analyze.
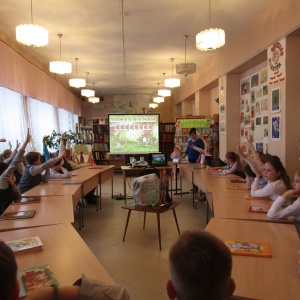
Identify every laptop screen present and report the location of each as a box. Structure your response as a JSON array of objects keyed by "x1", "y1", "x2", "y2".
[{"x1": 150, "y1": 153, "x2": 167, "y2": 166}]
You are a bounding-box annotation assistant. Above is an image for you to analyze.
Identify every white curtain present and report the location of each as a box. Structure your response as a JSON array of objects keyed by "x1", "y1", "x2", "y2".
[
  {"x1": 0, "y1": 86, "x2": 78, "y2": 154},
  {"x1": 0, "y1": 87, "x2": 27, "y2": 153}
]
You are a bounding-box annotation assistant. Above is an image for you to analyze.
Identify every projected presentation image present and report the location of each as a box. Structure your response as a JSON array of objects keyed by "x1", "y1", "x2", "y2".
[{"x1": 109, "y1": 114, "x2": 160, "y2": 154}]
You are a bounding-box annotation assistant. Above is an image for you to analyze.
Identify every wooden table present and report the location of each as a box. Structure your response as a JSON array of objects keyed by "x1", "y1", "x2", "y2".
[
  {"x1": 22, "y1": 165, "x2": 115, "y2": 229},
  {"x1": 121, "y1": 165, "x2": 173, "y2": 204},
  {"x1": 179, "y1": 163, "x2": 294, "y2": 224},
  {"x1": 205, "y1": 218, "x2": 300, "y2": 299},
  {"x1": 121, "y1": 201, "x2": 180, "y2": 250},
  {"x1": 0, "y1": 196, "x2": 74, "y2": 232},
  {"x1": 0, "y1": 223, "x2": 115, "y2": 286}
]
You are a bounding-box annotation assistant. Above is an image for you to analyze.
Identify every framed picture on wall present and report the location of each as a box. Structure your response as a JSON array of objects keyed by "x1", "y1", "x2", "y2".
[
  {"x1": 220, "y1": 122, "x2": 226, "y2": 133},
  {"x1": 271, "y1": 114, "x2": 281, "y2": 140},
  {"x1": 271, "y1": 88, "x2": 280, "y2": 113},
  {"x1": 219, "y1": 103, "x2": 226, "y2": 115}
]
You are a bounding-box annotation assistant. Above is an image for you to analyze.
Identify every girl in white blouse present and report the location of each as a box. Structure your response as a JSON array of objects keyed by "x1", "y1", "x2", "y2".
[
  {"x1": 267, "y1": 169, "x2": 300, "y2": 235},
  {"x1": 251, "y1": 157, "x2": 290, "y2": 201}
]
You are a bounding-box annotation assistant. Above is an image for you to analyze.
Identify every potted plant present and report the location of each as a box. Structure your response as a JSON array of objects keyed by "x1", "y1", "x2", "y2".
[{"x1": 45, "y1": 130, "x2": 76, "y2": 150}]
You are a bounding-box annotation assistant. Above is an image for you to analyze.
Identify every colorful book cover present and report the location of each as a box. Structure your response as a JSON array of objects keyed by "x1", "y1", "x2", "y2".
[
  {"x1": 249, "y1": 206, "x2": 269, "y2": 214},
  {"x1": 18, "y1": 264, "x2": 59, "y2": 299},
  {"x1": 6, "y1": 236, "x2": 43, "y2": 254},
  {"x1": 13, "y1": 197, "x2": 41, "y2": 204},
  {"x1": 227, "y1": 185, "x2": 250, "y2": 191},
  {"x1": 0, "y1": 210, "x2": 36, "y2": 220},
  {"x1": 224, "y1": 240, "x2": 272, "y2": 258}
]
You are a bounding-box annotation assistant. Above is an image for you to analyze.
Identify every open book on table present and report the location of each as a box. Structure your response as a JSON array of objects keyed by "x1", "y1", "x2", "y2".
[{"x1": 0, "y1": 210, "x2": 36, "y2": 220}]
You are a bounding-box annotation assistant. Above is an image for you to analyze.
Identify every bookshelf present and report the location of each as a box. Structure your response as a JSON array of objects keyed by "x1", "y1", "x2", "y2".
[
  {"x1": 92, "y1": 117, "x2": 125, "y2": 169},
  {"x1": 159, "y1": 122, "x2": 175, "y2": 158}
]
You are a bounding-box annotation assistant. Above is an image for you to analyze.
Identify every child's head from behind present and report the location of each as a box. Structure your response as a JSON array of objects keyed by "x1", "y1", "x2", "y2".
[
  {"x1": 167, "y1": 230, "x2": 235, "y2": 300},
  {"x1": 225, "y1": 152, "x2": 237, "y2": 163},
  {"x1": 0, "y1": 240, "x2": 19, "y2": 300},
  {"x1": 25, "y1": 152, "x2": 41, "y2": 165},
  {"x1": 1, "y1": 149, "x2": 12, "y2": 160}
]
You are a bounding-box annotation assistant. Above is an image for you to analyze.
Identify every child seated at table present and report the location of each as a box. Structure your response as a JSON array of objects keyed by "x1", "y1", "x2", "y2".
[
  {"x1": 0, "y1": 240, "x2": 130, "y2": 300},
  {"x1": 50, "y1": 159, "x2": 71, "y2": 179},
  {"x1": 0, "y1": 129, "x2": 31, "y2": 214},
  {"x1": 267, "y1": 169, "x2": 300, "y2": 236},
  {"x1": 251, "y1": 157, "x2": 290, "y2": 201},
  {"x1": 166, "y1": 230, "x2": 236, "y2": 300},
  {"x1": 210, "y1": 151, "x2": 245, "y2": 178},
  {"x1": 18, "y1": 148, "x2": 66, "y2": 194},
  {"x1": 43, "y1": 137, "x2": 71, "y2": 180}
]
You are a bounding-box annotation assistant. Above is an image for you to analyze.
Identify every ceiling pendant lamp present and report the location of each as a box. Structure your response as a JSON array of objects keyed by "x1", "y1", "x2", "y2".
[
  {"x1": 69, "y1": 58, "x2": 86, "y2": 88},
  {"x1": 165, "y1": 58, "x2": 180, "y2": 88},
  {"x1": 196, "y1": 0, "x2": 225, "y2": 51},
  {"x1": 153, "y1": 83, "x2": 164, "y2": 103},
  {"x1": 49, "y1": 34, "x2": 72, "y2": 74},
  {"x1": 176, "y1": 35, "x2": 196, "y2": 77},
  {"x1": 16, "y1": 0, "x2": 48, "y2": 47},
  {"x1": 88, "y1": 83, "x2": 100, "y2": 103},
  {"x1": 81, "y1": 73, "x2": 95, "y2": 97},
  {"x1": 149, "y1": 102, "x2": 158, "y2": 109},
  {"x1": 158, "y1": 73, "x2": 171, "y2": 97}
]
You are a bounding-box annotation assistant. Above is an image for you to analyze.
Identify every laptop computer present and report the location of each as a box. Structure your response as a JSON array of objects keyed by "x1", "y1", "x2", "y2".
[{"x1": 148, "y1": 153, "x2": 169, "y2": 166}]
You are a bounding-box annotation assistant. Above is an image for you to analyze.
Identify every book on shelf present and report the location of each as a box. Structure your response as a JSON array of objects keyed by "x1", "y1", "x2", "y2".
[
  {"x1": 0, "y1": 210, "x2": 36, "y2": 220},
  {"x1": 224, "y1": 240, "x2": 272, "y2": 258},
  {"x1": 13, "y1": 196, "x2": 41, "y2": 204},
  {"x1": 227, "y1": 185, "x2": 250, "y2": 191},
  {"x1": 243, "y1": 194, "x2": 271, "y2": 201},
  {"x1": 18, "y1": 264, "x2": 59, "y2": 299},
  {"x1": 249, "y1": 206, "x2": 269, "y2": 214},
  {"x1": 6, "y1": 236, "x2": 43, "y2": 254}
]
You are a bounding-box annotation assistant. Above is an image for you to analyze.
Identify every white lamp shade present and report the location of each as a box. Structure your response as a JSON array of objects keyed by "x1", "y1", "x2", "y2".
[
  {"x1": 149, "y1": 102, "x2": 158, "y2": 108},
  {"x1": 165, "y1": 78, "x2": 180, "y2": 88},
  {"x1": 81, "y1": 89, "x2": 95, "y2": 97},
  {"x1": 158, "y1": 89, "x2": 171, "y2": 97},
  {"x1": 196, "y1": 28, "x2": 225, "y2": 51},
  {"x1": 88, "y1": 96, "x2": 100, "y2": 103},
  {"x1": 49, "y1": 61, "x2": 72, "y2": 74},
  {"x1": 153, "y1": 96, "x2": 164, "y2": 103},
  {"x1": 69, "y1": 78, "x2": 86, "y2": 88},
  {"x1": 16, "y1": 24, "x2": 48, "y2": 47}
]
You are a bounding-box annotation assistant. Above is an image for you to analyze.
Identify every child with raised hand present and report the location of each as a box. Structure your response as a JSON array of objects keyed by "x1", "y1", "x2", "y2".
[
  {"x1": 237, "y1": 139, "x2": 272, "y2": 186},
  {"x1": 267, "y1": 169, "x2": 300, "y2": 235},
  {"x1": 251, "y1": 157, "x2": 290, "y2": 201},
  {"x1": 0, "y1": 129, "x2": 31, "y2": 214},
  {"x1": 50, "y1": 158, "x2": 71, "y2": 179},
  {"x1": 18, "y1": 144, "x2": 67, "y2": 194}
]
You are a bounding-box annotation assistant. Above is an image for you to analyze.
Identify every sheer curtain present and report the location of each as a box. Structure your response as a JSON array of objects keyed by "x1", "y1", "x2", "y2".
[
  {"x1": 0, "y1": 86, "x2": 79, "y2": 154},
  {"x1": 0, "y1": 87, "x2": 27, "y2": 152},
  {"x1": 27, "y1": 97, "x2": 59, "y2": 152}
]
